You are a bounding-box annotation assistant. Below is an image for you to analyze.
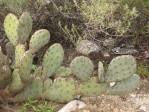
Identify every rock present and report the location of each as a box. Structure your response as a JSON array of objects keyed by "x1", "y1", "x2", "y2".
[
  {"x1": 58, "y1": 100, "x2": 86, "y2": 112},
  {"x1": 110, "y1": 82, "x2": 116, "y2": 87},
  {"x1": 103, "y1": 37, "x2": 115, "y2": 47},
  {"x1": 144, "y1": 51, "x2": 149, "y2": 58},
  {"x1": 76, "y1": 40, "x2": 100, "y2": 55},
  {"x1": 112, "y1": 47, "x2": 138, "y2": 55},
  {"x1": 101, "y1": 51, "x2": 110, "y2": 58}
]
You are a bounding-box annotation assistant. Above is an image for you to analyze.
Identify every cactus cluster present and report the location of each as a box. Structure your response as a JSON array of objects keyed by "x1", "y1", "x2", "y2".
[{"x1": 0, "y1": 12, "x2": 140, "y2": 103}]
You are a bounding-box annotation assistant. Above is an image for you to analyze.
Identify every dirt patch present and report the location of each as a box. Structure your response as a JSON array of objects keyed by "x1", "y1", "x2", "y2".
[
  {"x1": 75, "y1": 93, "x2": 149, "y2": 112},
  {"x1": 72, "y1": 79, "x2": 149, "y2": 112}
]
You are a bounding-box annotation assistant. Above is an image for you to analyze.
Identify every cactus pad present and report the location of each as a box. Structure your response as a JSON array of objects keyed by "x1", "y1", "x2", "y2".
[
  {"x1": 106, "y1": 74, "x2": 140, "y2": 94},
  {"x1": 33, "y1": 66, "x2": 42, "y2": 78},
  {"x1": 70, "y1": 56, "x2": 94, "y2": 81},
  {"x1": 4, "y1": 13, "x2": 19, "y2": 46},
  {"x1": 78, "y1": 77, "x2": 107, "y2": 96},
  {"x1": 15, "y1": 44, "x2": 25, "y2": 67},
  {"x1": 12, "y1": 77, "x2": 43, "y2": 102},
  {"x1": 18, "y1": 12, "x2": 32, "y2": 44},
  {"x1": 0, "y1": 65, "x2": 11, "y2": 89},
  {"x1": 29, "y1": 29, "x2": 50, "y2": 54},
  {"x1": 9, "y1": 69, "x2": 24, "y2": 95},
  {"x1": 42, "y1": 43, "x2": 64, "y2": 79},
  {"x1": 98, "y1": 61, "x2": 105, "y2": 82},
  {"x1": 56, "y1": 66, "x2": 72, "y2": 77},
  {"x1": 18, "y1": 51, "x2": 33, "y2": 82},
  {"x1": 5, "y1": 42, "x2": 15, "y2": 61},
  {"x1": 43, "y1": 78, "x2": 75, "y2": 103},
  {"x1": 43, "y1": 78, "x2": 53, "y2": 91},
  {"x1": 105, "y1": 55, "x2": 136, "y2": 82}
]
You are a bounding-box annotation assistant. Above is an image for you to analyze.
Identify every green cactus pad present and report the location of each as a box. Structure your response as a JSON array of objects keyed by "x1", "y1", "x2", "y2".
[
  {"x1": 70, "y1": 56, "x2": 94, "y2": 81},
  {"x1": 56, "y1": 66, "x2": 72, "y2": 77},
  {"x1": 105, "y1": 55, "x2": 136, "y2": 82},
  {"x1": 5, "y1": 42, "x2": 15, "y2": 61},
  {"x1": 43, "y1": 78, "x2": 75, "y2": 103},
  {"x1": 13, "y1": 78, "x2": 43, "y2": 102},
  {"x1": 29, "y1": 29, "x2": 50, "y2": 54},
  {"x1": 0, "y1": 65, "x2": 12, "y2": 89},
  {"x1": 15, "y1": 44, "x2": 25, "y2": 67},
  {"x1": 4, "y1": 13, "x2": 19, "y2": 46},
  {"x1": 18, "y1": 51, "x2": 33, "y2": 82},
  {"x1": 106, "y1": 74, "x2": 140, "y2": 94},
  {"x1": 33, "y1": 66, "x2": 42, "y2": 78},
  {"x1": 43, "y1": 78, "x2": 53, "y2": 92},
  {"x1": 18, "y1": 12, "x2": 32, "y2": 44},
  {"x1": 78, "y1": 77, "x2": 107, "y2": 96},
  {"x1": 9, "y1": 69, "x2": 24, "y2": 95},
  {"x1": 42, "y1": 43, "x2": 64, "y2": 79},
  {"x1": 98, "y1": 61, "x2": 105, "y2": 82}
]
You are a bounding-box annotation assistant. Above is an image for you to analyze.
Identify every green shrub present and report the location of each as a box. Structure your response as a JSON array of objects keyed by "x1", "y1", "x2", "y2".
[
  {"x1": 137, "y1": 64, "x2": 149, "y2": 76},
  {"x1": 79, "y1": 0, "x2": 138, "y2": 37}
]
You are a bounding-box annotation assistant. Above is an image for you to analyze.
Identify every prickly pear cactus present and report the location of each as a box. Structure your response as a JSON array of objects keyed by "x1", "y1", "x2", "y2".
[
  {"x1": 0, "y1": 65, "x2": 11, "y2": 89},
  {"x1": 15, "y1": 44, "x2": 25, "y2": 67},
  {"x1": 4, "y1": 13, "x2": 19, "y2": 46},
  {"x1": 42, "y1": 43, "x2": 64, "y2": 79},
  {"x1": 43, "y1": 79, "x2": 53, "y2": 91},
  {"x1": 18, "y1": 12, "x2": 32, "y2": 44},
  {"x1": 106, "y1": 74, "x2": 140, "y2": 94},
  {"x1": 9, "y1": 69, "x2": 24, "y2": 95},
  {"x1": 0, "y1": 12, "x2": 141, "y2": 104},
  {"x1": 29, "y1": 29, "x2": 50, "y2": 54},
  {"x1": 105, "y1": 55, "x2": 136, "y2": 82},
  {"x1": 17, "y1": 51, "x2": 33, "y2": 82},
  {"x1": 98, "y1": 61, "x2": 105, "y2": 82},
  {"x1": 78, "y1": 77, "x2": 108, "y2": 96},
  {"x1": 33, "y1": 66, "x2": 42, "y2": 77},
  {"x1": 12, "y1": 78, "x2": 43, "y2": 102},
  {"x1": 5, "y1": 42, "x2": 15, "y2": 61},
  {"x1": 70, "y1": 56, "x2": 94, "y2": 81},
  {"x1": 56, "y1": 66, "x2": 72, "y2": 77},
  {"x1": 43, "y1": 78, "x2": 75, "y2": 103}
]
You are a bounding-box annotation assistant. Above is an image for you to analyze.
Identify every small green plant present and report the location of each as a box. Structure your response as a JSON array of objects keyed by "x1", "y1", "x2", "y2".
[
  {"x1": 17, "y1": 99, "x2": 56, "y2": 112},
  {"x1": 137, "y1": 64, "x2": 149, "y2": 76},
  {"x1": 58, "y1": 21, "x2": 86, "y2": 44}
]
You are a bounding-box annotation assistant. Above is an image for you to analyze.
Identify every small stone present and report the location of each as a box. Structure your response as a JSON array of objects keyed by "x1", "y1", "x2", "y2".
[
  {"x1": 144, "y1": 51, "x2": 149, "y2": 58},
  {"x1": 110, "y1": 82, "x2": 116, "y2": 87},
  {"x1": 76, "y1": 40, "x2": 100, "y2": 55},
  {"x1": 130, "y1": 94, "x2": 136, "y2": 98},
  {"x1": 140, "y1": 105, "x2": 147, "y2": 112},
  {"x1": 112, "y1": 47, "x2": 138, "y2": 55},
  {"x1": 101, "y1": 51, "x2": 110, "y2": 58},
  {"x1": 58, "y1": 100, "x2": 86, "y2": 112}
]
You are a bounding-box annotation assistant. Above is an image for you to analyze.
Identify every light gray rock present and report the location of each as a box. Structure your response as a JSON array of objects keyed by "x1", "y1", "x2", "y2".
[
  {"x1": 112, "y1": 47, "x2": 138, "y2": 55},
  {"x1": 58, "y1": 100, "x2": 86, "y2": 112},
  {"x1": 101, "y1": 51, "x2": 110, "y2": 58},
  {"x1": 76, "y1": 40, "x2": 100, "y2": 55}
]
